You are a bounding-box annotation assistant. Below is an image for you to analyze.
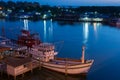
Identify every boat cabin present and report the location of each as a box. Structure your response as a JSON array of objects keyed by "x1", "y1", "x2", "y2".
[
  {"x1": 17, "y1": 30, "x2": 40, "y2": 48},
  {"x1": 30, "y1": 43, "x2": 58, "y2": 62}
]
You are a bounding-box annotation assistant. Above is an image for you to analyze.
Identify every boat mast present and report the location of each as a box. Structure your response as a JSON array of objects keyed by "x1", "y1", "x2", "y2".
[{"x1": 81, "y1": 46, "x2": 85, "y2": 63}]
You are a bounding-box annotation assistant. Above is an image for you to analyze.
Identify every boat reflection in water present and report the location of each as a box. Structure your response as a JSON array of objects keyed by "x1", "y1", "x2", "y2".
[
  {"x1": 37, "y1": 68, "x2": 86, "y2": 80},
  {"x1": 2, "y1": 68, "x2": 86, "y2": 80}
]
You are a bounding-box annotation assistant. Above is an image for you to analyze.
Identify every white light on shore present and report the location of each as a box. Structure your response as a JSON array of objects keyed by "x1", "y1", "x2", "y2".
[{"x1": 43, "y1": 14, "x2": 47, "y2": 19}]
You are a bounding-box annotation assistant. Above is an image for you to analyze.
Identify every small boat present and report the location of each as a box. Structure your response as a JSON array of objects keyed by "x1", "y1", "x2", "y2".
[
  {"x1": 109, "y1": 18, "x2": 120, "y2": 27},
  {"x1": 30, "y1": 43, "x2": 94, "y2": 74}
]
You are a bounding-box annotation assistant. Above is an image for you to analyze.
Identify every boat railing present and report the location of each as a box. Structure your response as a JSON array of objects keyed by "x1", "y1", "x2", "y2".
[
  {"x1": 55, "y1": 57, "x2": 82, "y2": 62},
  {"x1": 55, "y1": 57, "x2": 93, "y2": 64},
  {"x1": 85, "y1": 59, "x2": 94, "y2": 63}
]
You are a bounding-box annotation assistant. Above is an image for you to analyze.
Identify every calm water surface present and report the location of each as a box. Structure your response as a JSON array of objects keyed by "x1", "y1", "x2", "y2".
[{"x1": 0, "y1": 19, "x2": 120, "y2": 80}]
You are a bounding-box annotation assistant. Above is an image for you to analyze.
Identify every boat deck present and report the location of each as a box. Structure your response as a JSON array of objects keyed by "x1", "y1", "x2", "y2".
[
  {"x1": 47, "y1": 59, "x2": 83, "y2": 66},
  {"x1": 46, "y1": 58, "x2": 93, "y2": 66}
]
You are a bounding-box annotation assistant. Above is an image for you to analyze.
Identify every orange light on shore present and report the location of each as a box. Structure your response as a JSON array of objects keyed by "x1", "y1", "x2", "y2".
[{"x1": 0, "y1": 7, "x2": 2, "y2": 10}]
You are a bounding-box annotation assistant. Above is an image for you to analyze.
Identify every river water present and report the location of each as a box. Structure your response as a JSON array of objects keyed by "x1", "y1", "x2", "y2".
[{"x1": 0, "y1": 19, "x2": 120, "y2": 80}]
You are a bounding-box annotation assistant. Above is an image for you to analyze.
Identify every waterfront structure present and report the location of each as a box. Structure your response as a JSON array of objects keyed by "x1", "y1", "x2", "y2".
[
  {"x1": 2, "y1": 56, "x2": 39, "y2": 80},
  {"x1": 0, "y1": 36, "x2": 27, "y2": 51},
  {"x1": 54, "y1": 11, "x2": 80, "y2": 21},
  {"x1": 79, "y1": 12, "x2": 109, "y2": 22},
  {"x1": 0, "y1": 46, "x2": 39, "y2": 80},
  {"x1": 5, "y1": 57, "x2": 31, "y2": 80},
  {"x1": 109, "y1": 18, "x2": 120, "y2": 27},
  {"x1": 0, "y1": 47, "x2": 11, "y2": 60}
]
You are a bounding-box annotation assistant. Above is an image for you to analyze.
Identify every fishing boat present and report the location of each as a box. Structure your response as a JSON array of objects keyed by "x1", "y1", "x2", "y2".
[
  {"x1": 43, "y1": 59, "x2": 93, "y2": 74},
  {"x1": 17, "y1": 29, "x2": 41, "y2": 48},
  {"x1": 30, "y1": 43, "x2": 94, "y2": 74}
]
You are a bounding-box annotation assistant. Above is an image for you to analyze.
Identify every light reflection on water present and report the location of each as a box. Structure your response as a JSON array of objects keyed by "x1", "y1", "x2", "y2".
[
  {"x1": 49, "y1": 19, "x2": 54, "y2": 43},
  {"x1": 23, "y1": 19, "x2": 29, "y2": 30},
  {"x1": 43, "y1": 20, "x2": 47, "y2": 42},
  {"x1": 83, "y1": 22, "x2": 89, "y2": 46},
  {"x1": 0, "y1": 19, "x2": 120, "y2": 80},
  {"x1": 43, "y1": 19, "x2": 54, "y2": 43},
  {"x1": 93, "y1": 22, "x2": 102, "y2": 39}
]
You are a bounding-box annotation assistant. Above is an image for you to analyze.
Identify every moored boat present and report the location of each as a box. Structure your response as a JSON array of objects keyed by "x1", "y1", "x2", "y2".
[
  {"x1": 30, "y1": 43, "x2": 94, "y2": 74},
  {"x1": 17, "y1": 29, "x2": 41, "y2": 48},
  {"x1": 43, "y1": 58, "x2": 93, "y2": 74},
  {"x1": 109, "y1": 18, "x2": 120, "y2": 27}
]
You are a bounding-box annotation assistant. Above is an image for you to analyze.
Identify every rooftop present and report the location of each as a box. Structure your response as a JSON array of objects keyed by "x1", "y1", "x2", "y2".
[
  {"x1": 0, "y1": 47, "x2": 11, "y2": 53},
  {"x1": 3, "y1": 56, "x2": 31, "y2": 67}
]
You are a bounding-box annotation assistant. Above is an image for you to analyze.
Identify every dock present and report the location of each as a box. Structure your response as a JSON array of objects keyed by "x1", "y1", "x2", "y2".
[{"x1": 0, "y1": 56, "x2": 40, "y2": 80}]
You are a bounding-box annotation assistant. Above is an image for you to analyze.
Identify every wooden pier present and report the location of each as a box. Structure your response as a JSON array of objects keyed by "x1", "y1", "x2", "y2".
[{"x1": 0, "y1": 56, "x2": 40, "y2": 80}]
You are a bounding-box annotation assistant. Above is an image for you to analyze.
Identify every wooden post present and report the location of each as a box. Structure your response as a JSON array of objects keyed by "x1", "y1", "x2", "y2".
[
  {"x1": 54, "y1": 56, "x2": 56, "y2": 60},
  {"x1": 81, "y1": 46, "x2": 85, "y2": 63},
  {"x1": 14, "y1": 76, "x2": 16, "y2": 80},
  {"x1": 39, "y1": 59, "x2": 41, "y2": 70},
  {"x1": 30, "y1": 62, "x2": 33, "y2": 73},
  {"x1": 22, "y1": 73, "x2": 24, "y2": 78},
  {"x1": 65, "y1": 58, "x2": 68, "y2": 76},
  {"x1": 0, "y1": 71, "x2": 2, "y2": 76},
  {"x1": 7, "y1": 73, "x2": 9, "y2": 78}
]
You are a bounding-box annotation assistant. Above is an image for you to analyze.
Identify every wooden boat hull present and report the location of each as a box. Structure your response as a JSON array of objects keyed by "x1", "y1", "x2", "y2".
[{"x1": 42, "y1": 60, "x2": 94, "y2": 74}]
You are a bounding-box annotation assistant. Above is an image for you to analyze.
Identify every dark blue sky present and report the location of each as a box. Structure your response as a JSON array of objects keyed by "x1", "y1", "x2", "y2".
[{"x1": 5, "y1": 0, "x2": 120, "y2": 6}]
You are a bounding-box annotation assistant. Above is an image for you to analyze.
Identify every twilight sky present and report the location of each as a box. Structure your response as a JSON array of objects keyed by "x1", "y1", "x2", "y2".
[{"x1": 5, "y1": 0, "x2": 120, "y2": 6}]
